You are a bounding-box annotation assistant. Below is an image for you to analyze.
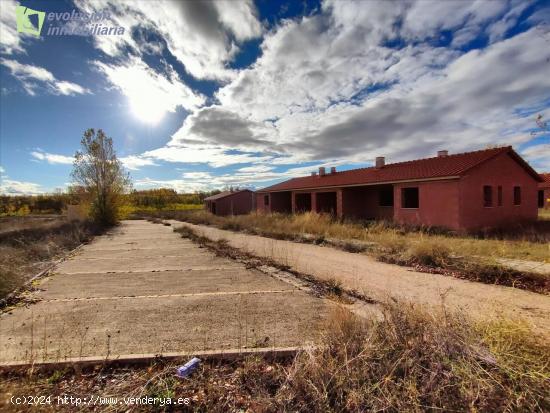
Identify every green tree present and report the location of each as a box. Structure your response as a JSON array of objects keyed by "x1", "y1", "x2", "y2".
[{"x1": 71, "y1": 129, "x2": 131, "y2": 226}]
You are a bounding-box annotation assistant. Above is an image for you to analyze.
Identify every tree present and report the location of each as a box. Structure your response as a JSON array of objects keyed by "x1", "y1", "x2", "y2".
[{"x1": 71, "y1": 129, "x2": 131, "y2": 226}]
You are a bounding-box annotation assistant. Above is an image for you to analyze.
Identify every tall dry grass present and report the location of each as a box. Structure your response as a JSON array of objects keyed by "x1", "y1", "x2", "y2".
[
  {"x1": 0, "y1": 220, "x2": 99, "y2": 299},
  {"x1": 147, "y1": 210, "x2": 549, "y2": 292},
  {"x1": 278, "y1": 303, "x2": 550, "y2": 412},
  {"x1": 150, "y1": 210, "x2": 549, "y2": 262},
  {"x1": 2, "y1": 302, "x2": 548, "y2": 412}
]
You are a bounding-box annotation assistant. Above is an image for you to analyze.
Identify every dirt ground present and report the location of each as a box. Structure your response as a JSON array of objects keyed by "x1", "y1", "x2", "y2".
[
  {"x1": 174, "y1": 221, "x2": 550, "y2": 335},
  {"x1": 0, "y1": 220, "x2": 332, "y2": 366}
]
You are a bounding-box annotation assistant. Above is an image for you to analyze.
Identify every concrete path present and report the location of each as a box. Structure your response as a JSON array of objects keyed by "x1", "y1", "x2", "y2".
[
  {"x1": 174, "y1": 222, "x2": 550, "y2": 335},
  {"x1": 494, "y1": 258, "x2": 550, "y2": 275},
  {"x1": 0, "y1": 221, "x2": 331, "y2": 366}
]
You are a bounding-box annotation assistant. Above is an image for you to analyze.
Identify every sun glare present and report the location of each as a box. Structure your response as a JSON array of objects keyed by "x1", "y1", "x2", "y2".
[{"x1": 130, "y1": 97, "x2": 165, "y2": 124}]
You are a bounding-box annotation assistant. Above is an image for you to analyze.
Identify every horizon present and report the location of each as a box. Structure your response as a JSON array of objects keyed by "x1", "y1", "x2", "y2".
[{"x1": 1, "y1": 0, "x2": 549, "y2": 195}]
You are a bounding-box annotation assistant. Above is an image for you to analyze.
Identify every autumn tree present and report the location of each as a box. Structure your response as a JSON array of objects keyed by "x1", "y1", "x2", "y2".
[{"x1": 71, "y1": 129, "x2": 131, "y2": 226}]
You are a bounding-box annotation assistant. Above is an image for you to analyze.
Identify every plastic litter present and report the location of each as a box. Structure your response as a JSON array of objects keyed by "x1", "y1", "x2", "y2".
[{"x1": 176, "y1": 357, "x2": 201, "y2": 378}]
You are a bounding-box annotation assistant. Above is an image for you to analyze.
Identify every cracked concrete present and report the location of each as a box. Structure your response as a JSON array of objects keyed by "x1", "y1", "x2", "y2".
[{"x1": 0, "y1": 220, "x2": 332, "y2": 365}]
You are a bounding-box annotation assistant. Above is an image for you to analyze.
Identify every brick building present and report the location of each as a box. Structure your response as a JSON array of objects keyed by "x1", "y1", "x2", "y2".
[
  {"x1": 204, "y1": 189, "x2": 255, "y2": 216},
  {"x1": 256, "y1": 147, "x2": 542, "y2": 231},
  {"x1": 539, "y1": 173, "x2": 550, "y2": 209}
]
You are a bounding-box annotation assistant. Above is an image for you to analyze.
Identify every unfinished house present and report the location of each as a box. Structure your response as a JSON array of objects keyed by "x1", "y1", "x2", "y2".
[
  {"x1": 539, "y1": 173, "x2": 550, "y2": 209},
  {"x1": 256, "y1": 147, "x2": 543, "y2": 231},
  {"x1": 204, "y1": 189, "x2": 255, "y2": 216}
]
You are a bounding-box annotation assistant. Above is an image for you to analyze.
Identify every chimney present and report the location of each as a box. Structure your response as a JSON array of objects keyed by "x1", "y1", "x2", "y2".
[
  {"x1": 319, "y1": 167, "x2": 326, "y2": 176},
  {"x1": 311, "y1": 171, "x2": 317, "y2": 176},
  {"x1": 375, "y1": 156, "x2": 385, "y2": 168},
  {"x1": 330, "y1": 166, "x2": 336, "y2": 174},
  {"x1": 437, "y1": 150, "x2": 448, "y2": 157}
]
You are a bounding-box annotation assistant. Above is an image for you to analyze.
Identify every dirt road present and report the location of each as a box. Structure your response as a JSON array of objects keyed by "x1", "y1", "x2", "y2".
[
  {"x1": 175, "y1": 222, "x2": 550, "y2": 334},
  {"x1": 0, "y1": 220, "x2": 332, "y2": 366}
]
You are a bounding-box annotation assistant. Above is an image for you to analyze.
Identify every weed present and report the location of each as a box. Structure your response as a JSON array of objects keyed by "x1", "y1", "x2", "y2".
[
  {"x1": 0, "y1": 220, "x2": 100, "y2": 300},
  {"x1": 46, "y1": 370, "x2": 65, "y2": 385},
  {"x1": 2, "y1": 302, "x2": 548, "y2": 412},
  {"x1": 164, "y1": 211, "x2": 549, "y2": 294}
]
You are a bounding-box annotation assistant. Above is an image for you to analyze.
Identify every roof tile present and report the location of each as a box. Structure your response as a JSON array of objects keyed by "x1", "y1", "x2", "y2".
[{"x1": 259, "y1": 146, "x2": 540, "y2": 192}]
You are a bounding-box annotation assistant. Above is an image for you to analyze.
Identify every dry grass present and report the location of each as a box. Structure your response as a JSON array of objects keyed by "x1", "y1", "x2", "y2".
[
  {"x1": 0, "y1": 215, "x2": 66, "y2": 234},
  {"x1": 2, "y1": 302, "x2": 548, "y2": 412},
  {"x1": 149, "y1": 210, "x2": 549, "y2": 261},
  {"x1": 539, "y1": 208, "x2": 550, "y2": 221},
  {"x1": 0, "y1": 220, "x2": 99, "y2": 300},
  {"x1": 149, "y1": 210, "x2": 549, "y2": 293}
]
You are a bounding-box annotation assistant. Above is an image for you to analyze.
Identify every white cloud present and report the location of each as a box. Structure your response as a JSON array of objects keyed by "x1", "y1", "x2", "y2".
[
  {"x1": 31, "y1": 150, "x2": 74, "y2": 165},
  {"x1": 0, "y1": 168, "x2": 44, "y2": 195},
  {"x1": 11, "y1": 0, "x2": 540, "y2": 193},
  {"x1": 0, "y1": 59, "x2": 91, "y2": 96},
  {"x1": 521, "y1": 143, "x2": 550, "y2": 171},
  {"x1": 55, "y1": 81, "x2": 90, "y2": 96},
  {"x1": 95, "y1": 58, "x2": 204, "y2": 123},
  {"x1": 135, "y1": 160, "x2": 340, "y2": 193},
  {"x1": 120, "y1": 155, "x2": 158, "y2": 170},
  {"x1": 0, "y1": 179, "x2": 44, "y2": 195},
  {"x1": 75, "y1": 0, "x2": 262, "y2": 80},
  {"x1": 176, "y1": 3, "x2": 549, "y2": 168},
  {"x1": 181, "y1": 172, "x2": 213, "y2": 180},
  {"x1": 0, "y1": 0, "x2": 25, "y2": 54},
  {"x1": 236, "y1": 165, "x2": 275, "y2": 174},
  {"x1": 143, "y1": 145, "x2": 272, "y2": 168}
]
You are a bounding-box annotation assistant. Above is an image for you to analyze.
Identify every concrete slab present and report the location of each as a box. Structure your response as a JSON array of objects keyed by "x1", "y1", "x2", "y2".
[
  {"x1": 55, "y1": 255, "x2": 243, "y2": 274},
  {"x1": 0, "y1": 293, "x2": 328, "y2": 364},
  {"x1": 37, "y1": 269, "x2": 296, "y2": 299},
  {"x1": 83, "y1": 240, "x2": 194, "y2": 251},
  {"x1": 0, "y1": 220, "x2": 332, "y2": 365},
  {"x1": 76, "y1": 246, "x2": 199, "y2": 259}
]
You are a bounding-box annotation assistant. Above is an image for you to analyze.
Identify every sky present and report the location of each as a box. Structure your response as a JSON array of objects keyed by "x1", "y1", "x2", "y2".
[{"x1": 0, "y1": 0, "x2": 549, "y2": 195}]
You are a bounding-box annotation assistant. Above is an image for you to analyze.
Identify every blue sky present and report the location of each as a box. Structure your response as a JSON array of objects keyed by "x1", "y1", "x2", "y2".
[{"x1": 0, "y1": 0, "x2": 549, "y2": 194}]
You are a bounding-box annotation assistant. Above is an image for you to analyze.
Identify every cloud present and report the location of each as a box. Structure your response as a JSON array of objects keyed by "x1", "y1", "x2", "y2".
[
  {"x1": 42, "y1": 0, "x2": 546, "y2": 192},
  {"x1": 143, "y1": 145, "x2": 272, "y2": 168},
  {"x1": 520, "y1": 142, "x2": 550, "y2": 170},
  {"x1": 31, "y1": 150, "x2": 74, "y2": 165},
  {"x1": 185, "y1": 106, "x2": 271, "y2": 147},
  {"x1": 181, "y1": 172, "x2": 213, "y2": 180},
  {"x1": 191, "y1": 2, "x2": 550, "y2": 167},
  {"x1": 75, "y1": 0, "x2": 262, "y2": 80},
  {"x1": 30, "y1": 150, "x2": 157, "y2": 171},
  {"x1": 94, "y1": 58, "x2": 204, "y2": 123},
  {"x1": 0, "y1": 167, "x2": 44, "y2": 195},
  {"x1": 120, "y1": 155, "x2": 158, "y2": 170},
  {"x1": 0, "y1": 178, "x2": 44, "y2": 195},
  {"x1": 135, "y1": 161, "x2": 337, "y2": 193},
  {"x1": 0, "y1": 0, "x2": 25, "y2": 54},
  {"x1": 0, "y1": 59, "x2": 91, "y2": 96},
  {"x1": 55, "y1": 81, "x2": 90, "y2": 96}
]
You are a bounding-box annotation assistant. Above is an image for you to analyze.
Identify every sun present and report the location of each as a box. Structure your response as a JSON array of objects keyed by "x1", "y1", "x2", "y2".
[{"x1": 130, "y1": 96, "x2": 165, "y2": 125}]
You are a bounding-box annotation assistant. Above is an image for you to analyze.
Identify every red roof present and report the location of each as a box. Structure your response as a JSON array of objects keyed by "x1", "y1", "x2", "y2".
[
  {"x1": 539, "y1": 173, "x2": 550, "y2": 189},
  {"x1": 204, "y1": 189, "x2": 252, "y2": 201},
  {"x1": 258, "y1": 147, "x2": 542, "y2": 192}
]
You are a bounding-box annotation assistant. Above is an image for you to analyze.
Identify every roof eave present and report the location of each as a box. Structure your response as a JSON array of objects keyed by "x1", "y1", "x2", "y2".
[{"x1": 256, "y1": 175, "x2": 461, "y2": 193}]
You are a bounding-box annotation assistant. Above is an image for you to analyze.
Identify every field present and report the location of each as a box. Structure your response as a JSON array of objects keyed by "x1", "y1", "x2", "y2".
[
  {"x1": 1, "y1": 204, "x2": 549, "y2": 412},
  {"x1": 118, "y1": 203, "x2": 202, "y2": 219},
  {"x1": 2, "y1": 301, "x2": 549, "y2": 412},
  {"x1": 141, "y1": 210, "x2": 550, "y2": 293},
  {"x1": 0, "y1": 215, "x2": 66, "y2": 234},
  {"x1": 146, "y1": 210, "x2": 550, "y2": 261},
  {"x1": 0, "y1": 216, "x2": 99, "y2": 300}
]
